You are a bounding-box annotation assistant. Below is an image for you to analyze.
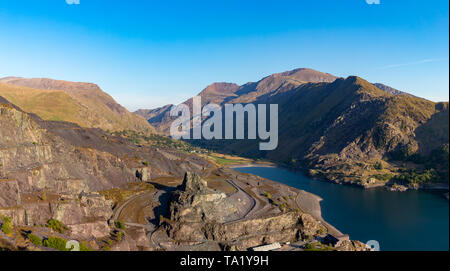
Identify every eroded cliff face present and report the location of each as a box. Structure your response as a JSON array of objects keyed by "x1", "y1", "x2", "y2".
[
  {"x1": 170, "y1": 172, "x2": 237, "y2": 223},
  {"x1": 0, "y1": 97, "x2": 213, "y2": 242},
  {"x1": 164, "y1": 172, "x2": 366, "y2": 251},
  {"x1": 166, "y1": 211, "x2": 324, "y2": 250}
]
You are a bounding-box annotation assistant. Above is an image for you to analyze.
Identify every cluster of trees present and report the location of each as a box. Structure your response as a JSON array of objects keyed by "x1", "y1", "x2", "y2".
[
  {"x1": 394, "y1": 168, "x2": 440, "y2": 185},
  {"x1": 391, "y1": 144, "x2": 449, "y2": 184}
]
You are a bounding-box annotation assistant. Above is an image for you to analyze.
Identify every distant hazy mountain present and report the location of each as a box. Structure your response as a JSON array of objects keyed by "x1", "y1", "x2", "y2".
[{"x1": 0, "y1": 77, "x2": 155, "y2": 135}]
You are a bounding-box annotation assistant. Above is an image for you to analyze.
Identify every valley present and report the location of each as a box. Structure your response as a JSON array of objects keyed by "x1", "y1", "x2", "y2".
[
  {"x1": 135, "y1": 68, "x2": 449, "y2": 194},
  {"x1": 0, "y1": 92, "x2": 365, "y2": 251},
  {"x1": 0, "y1": 68, "x2": 447, "y2": 251}
]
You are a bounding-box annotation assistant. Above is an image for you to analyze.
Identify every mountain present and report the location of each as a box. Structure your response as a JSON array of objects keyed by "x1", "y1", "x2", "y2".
[
  {"x1": 0, "y1": 95, "x2": 213, "y2": 247},
  {"x1": 0, "y1": 77, "x2": 155, "y2": 135},
  {"x1": 205, "y1": 77, "x2": 449, "y2": 187},
  {"x1": 136, "y1": 68, "x2": 338, "y2": 134},
  {"x1": 1, "y1": 96, "x2": 366, "y2": 251},
  {"x1": 373, "y1": 83, "x2": 404, "y2": 95},
  {"x1": 135, "y1": 68, "x2": 449, "y2": 188}
]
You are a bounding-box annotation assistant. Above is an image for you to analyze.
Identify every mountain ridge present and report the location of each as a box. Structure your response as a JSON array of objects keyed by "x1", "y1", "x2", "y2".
[
  {"x1": 135, "y1": 68, "x2": 411, "y2": 135},
  {"x1": 134, "y1": 69, "x2": 449, "y2": 189},
  {"x1": 0, "y1": 77, "x2": 155, "y2": 135}
]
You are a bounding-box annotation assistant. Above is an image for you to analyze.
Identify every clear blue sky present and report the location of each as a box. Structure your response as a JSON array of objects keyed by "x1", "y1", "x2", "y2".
[{"x1": 0, "y1": 0, "x2": 448, "y2": 110}]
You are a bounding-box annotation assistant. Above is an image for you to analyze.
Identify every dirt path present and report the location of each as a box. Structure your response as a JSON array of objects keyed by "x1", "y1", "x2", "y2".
[{"x1": 223, "y1": 180, "x2": 258, "y2": 224}]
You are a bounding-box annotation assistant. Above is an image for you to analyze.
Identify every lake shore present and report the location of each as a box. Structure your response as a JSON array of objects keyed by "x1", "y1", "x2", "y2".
[
  {"x1": 295, "y1": 190, "x2": 344, "y2": 236},
  {"x1": 231, "y1": 164, "x2": 345, "y2": 237},
  {"x1": 230, "y1": 162, "x2": 277, "y2": 168},
  {"x1": 233, "y1": 166, "x2": 449, "y2": 251}
]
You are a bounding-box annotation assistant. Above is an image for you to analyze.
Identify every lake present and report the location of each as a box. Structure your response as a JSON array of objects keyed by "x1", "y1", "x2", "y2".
[{"x1": 233, "y1": 166, "x2": 449, "y2": 251}]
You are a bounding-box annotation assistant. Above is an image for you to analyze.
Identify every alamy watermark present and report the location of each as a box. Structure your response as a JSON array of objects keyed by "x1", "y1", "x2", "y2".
[
  {"x1": 366, "y1": 0, "x2": 380, "y2": 4},
  {"x1": 66, "y1": 240, "x2": 80, "y2": 251},
  {"x1": 169, "y1": 96, "x2": 278, "y2": 150},
  {"x1": 366, "y1": 240, "x2": 381, "y2": 251},
  {"x1": 66, "y1": 0, "x2": 80, "y2": 5}
]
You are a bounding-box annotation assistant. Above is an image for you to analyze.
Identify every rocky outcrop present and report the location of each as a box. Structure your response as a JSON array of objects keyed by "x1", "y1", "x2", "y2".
[
  {"x1": 335, "y1": 240, "x2": 369, "y2": 251},
  {"x1": 386, "y1": 184, "x2": 409, "y2": 192},
  {"x1": 166, "y1": 211, "x2": 323, "y2": 244},
  {"x1": 170, "y1": 172, "x2": 237, "y2": 223},
  {"x1": 0, "y1": 180, "x2": 21, "y2": 207},
  {"x1": 68, "y1": 221, "x2": 110, "y2": 240},
  {"x1": 110, "y1": 228, "x2": 151, "y2": 251},
  {"x1": 165, "y1": 172, "x2": 327, "y2": 250}
]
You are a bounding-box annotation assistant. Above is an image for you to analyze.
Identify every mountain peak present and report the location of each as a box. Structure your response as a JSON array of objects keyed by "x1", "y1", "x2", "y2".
[
  {"x1": 270, "y1": 68, "x2": 338, "y2": 83},
  {"x1": 198, "y1": 82, "x2": 240, "y2": 96}
]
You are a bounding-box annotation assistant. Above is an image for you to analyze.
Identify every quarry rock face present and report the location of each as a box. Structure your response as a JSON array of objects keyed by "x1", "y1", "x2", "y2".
[
  {"x1": 0, "y1": 180, "x2": 21, "y2": 208},
  {"x1": 170, "y1": 172, "x2": 235, "y2": 223},
  {"x1": 166, "y1": 172, "x2": 329, "y2": 250},
  {"x1": 0, "y1": 97, "x2": 213, "y2": 242},
  {"x1": 68, "y1": 221, "x2": 111, "y2": 240}
]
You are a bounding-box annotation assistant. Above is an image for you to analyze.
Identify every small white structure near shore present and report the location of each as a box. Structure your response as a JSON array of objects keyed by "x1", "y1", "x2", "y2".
[{"x1": 251, "y1": 242, "x2": 282, "y2": 251}]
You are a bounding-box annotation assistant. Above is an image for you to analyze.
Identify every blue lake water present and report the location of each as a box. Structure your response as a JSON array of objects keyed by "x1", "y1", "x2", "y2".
[{"x1": 234, "y1": 166, "x2": 449, "y2": 251}]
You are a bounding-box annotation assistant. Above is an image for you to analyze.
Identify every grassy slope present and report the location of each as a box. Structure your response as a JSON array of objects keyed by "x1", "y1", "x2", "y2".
[
  {"x1": 0, "y1": 83, "x2": 82, "y2": 122},
  {"x1": 0, "y1": 82, "x2": 155, "y2": 134}
]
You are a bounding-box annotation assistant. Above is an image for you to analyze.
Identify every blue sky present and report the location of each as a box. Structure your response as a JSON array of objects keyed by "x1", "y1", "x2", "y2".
[{"x1": 0, "y1": 0, "x2": 448, "y2": 110}]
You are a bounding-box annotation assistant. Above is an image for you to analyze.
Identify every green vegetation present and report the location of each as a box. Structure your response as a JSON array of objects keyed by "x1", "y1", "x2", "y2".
[
  {"x1": 304, "y1": 242, "x2": 333, "y2": 251},
  {"x1": 374, "y1": 161, "x2": 383, "y2": 170},
  {"x1": 263, "y1": 192, "x2": 272, "y2": 199},
  {"x1": 27, "y1": 234, "x2": 43, "y2": 246},
  {"x1": 40, "y1": 191, "x2": 47, "y2": 201},
  {"x1": 99, "y1": 182, "x2": 155, "y2": 206},
  {"x1": 0, "y1": 84, "x2": 83, "y2": 125},
  {"x1": 0, "y1": 216, "x2": 13, "y2": 235},
  {"x1": 114, "y1": 221, "x2": 126, "y2": 230},
  {"x1": 0, "y1": 82, "x2": 154, "y2": 136},
  {"x1": 79, "y1": 242, "x2": 92, "y2": 251},
  {"x1": 372, "y1": 173, "x2": 394, "y2": 181},
  {"x1": 111, "y1": 231, "x2": 124, "y2": 242},
  {"x1": 211, "y1": 156, "x2": 238, "y2": 165},
  {"x1": 394, "y1": 168, "x2": 440, "y2": 185},
  {"x1": 269, "y1": 199, "x2": 279, "y2": 207},
  {"x1": 389, "y1": 144, "x2": 449, "y2": 185},
  {"x1": 317, "y1": 228, "x2": 325, "y2": 236},
  {"x1": 43, "y1": 236, "x2": 69, "y2": 251},
  {"x1": 47, "y1": 219, "x2": 68, "y2": 234},
  {"x1": 111, "y1": 130, "x2": 193, "y2": 150}
]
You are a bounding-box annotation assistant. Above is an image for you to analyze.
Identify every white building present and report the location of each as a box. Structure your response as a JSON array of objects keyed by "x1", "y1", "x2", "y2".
[{"x1": 251, "y1": 242, "x2": 282, "y2": 251}]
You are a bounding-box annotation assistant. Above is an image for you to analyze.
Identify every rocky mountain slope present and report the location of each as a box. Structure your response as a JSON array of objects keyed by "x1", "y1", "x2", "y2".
[
  {"x1": 0, "y1": 77, "x2": 155, "y2": 135},
  {"x1": 0, "y1": 95, "x2": 364, "y2": 251},
  {"x1": 135, "y1": 68, "x2": 449, "y2": 189},
  {"x1": 215, "y1": 76, "x2": 448, "y2": 187},
  {"x1": 135, "y1": 68, "x2": 338, "y2": 134},
  {"x1": 160, "y1": 172, "x2": 367, "y2": 251},
  {"x1": 0, "y1": 95, "x2": 211, "y2": 249}
]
